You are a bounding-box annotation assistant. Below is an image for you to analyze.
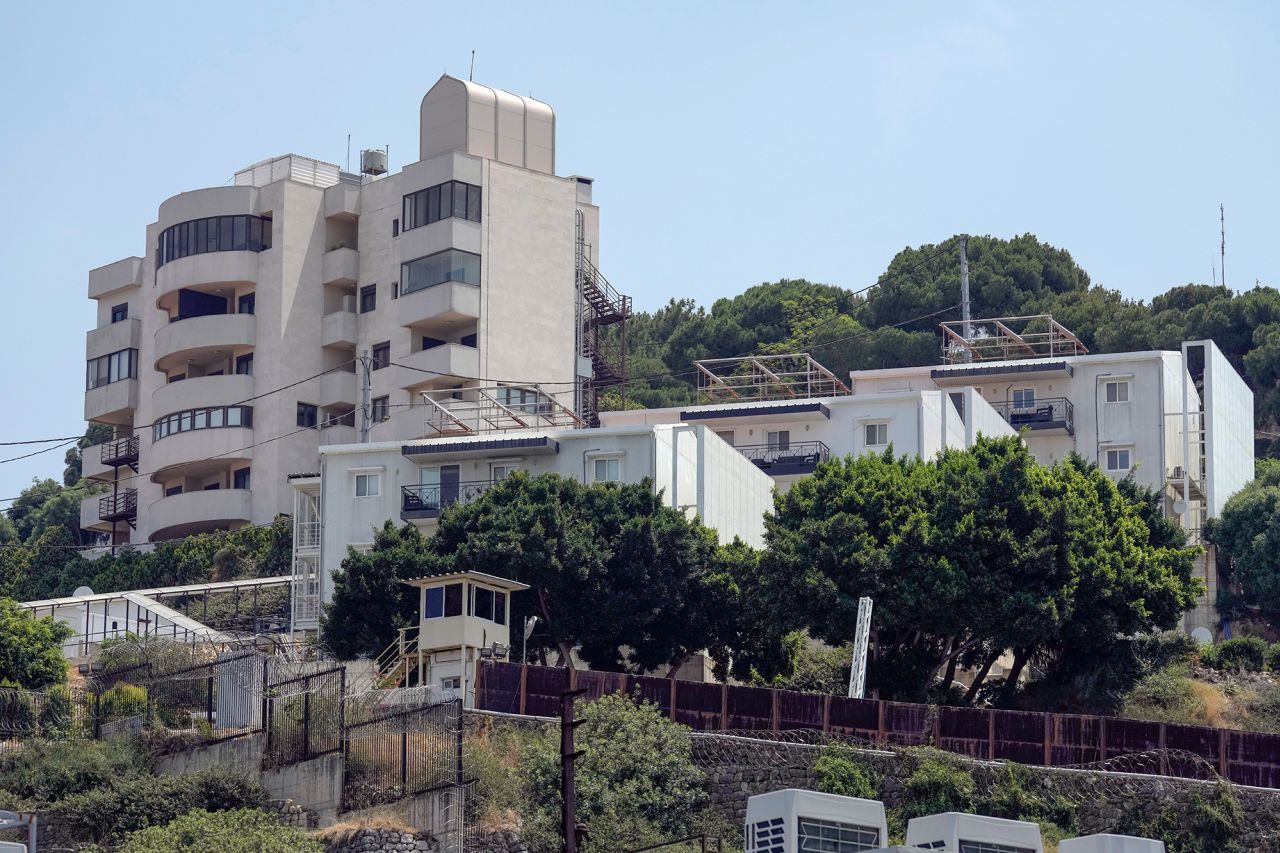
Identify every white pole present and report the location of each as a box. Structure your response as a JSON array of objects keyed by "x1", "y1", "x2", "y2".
[{"x1": 848, "y1": 597, "x2": 874, "y2": 699}]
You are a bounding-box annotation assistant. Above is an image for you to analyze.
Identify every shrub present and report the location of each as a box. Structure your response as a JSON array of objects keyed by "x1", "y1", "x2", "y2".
[
  {"x1": 1267, "y1": 642, "x2": 1280, "y2": 672},
  {"x1": 98, "y1": 683, "x2": 148, "y2": 721},
  {"x1": 982, "y1": 764, "x2": 1075, "y2": 832},
  {"x1": 814, "y1": 746, "x2": 878, "y2": 799},
  {"x1": 121, "y1": 808, "x2": 322, "y2": 853},
  {"x1": 45, "y1": 767, "x2": 266, "y2": 845},
  {"x1": 466, "y1": 720, "x2": 531, "y2": 832},
  {"x1": 0, "y1": 680, "x2": 37, "y2": 736},
  {"x1": 522, "y1": 693, "x2": 708, "y2": 853},
  {"x1": 899, "y1": 756, "x2": 975, "y2": 822},
  {"x1": 38, "y1": 684, "x2": 76, "y2": 737},
  {"x1": 1121, "y1": 666, "x2": 1230, "y2": 727},
  {"x1": 1116, "y1": 781, "x2": 1246, "y2": 853},
  {"x1": 0, "y1": 738, "x2": 148, "y2": 807},
  {"x1": 1206, "y1": 637, "x2": 1269, "y2": 672}
]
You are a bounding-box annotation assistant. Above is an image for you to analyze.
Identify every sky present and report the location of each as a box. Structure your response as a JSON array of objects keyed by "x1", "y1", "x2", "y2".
[{"x1": 0, "y1": 1, "x2": 1277, "y2": 500}]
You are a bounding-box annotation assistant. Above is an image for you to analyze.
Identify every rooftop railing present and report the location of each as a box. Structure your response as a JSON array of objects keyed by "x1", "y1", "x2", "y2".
[{"x1": 989, "y1": 397, "x2": 1074, "y2": 434}]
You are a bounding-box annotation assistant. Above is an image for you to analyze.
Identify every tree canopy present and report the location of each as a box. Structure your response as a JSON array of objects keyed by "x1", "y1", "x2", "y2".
[
  {"x1": 1208, "y1": 459, "x2": 1280, "y2": 623},
  {"x1": 0, "y1": 597, "x2": 73, "y2": 688}
]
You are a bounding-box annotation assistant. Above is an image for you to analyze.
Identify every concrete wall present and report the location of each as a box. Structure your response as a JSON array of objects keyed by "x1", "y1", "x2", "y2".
[
  {"x1": 1198, "y1": 339, "x2": 1255, "y2": 518},
  {"x1": 262, "y1": 751, "x2": 345, "y2": 826},
  {"x1": 154, "y1": 732, "x2": 266, "y2": 777}
]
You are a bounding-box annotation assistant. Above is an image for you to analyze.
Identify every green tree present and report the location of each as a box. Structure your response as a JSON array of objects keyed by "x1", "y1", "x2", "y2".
[
  {"x1": 0, "y1": 597, "x2": 73, "y2": 688},
  {"x1": 63, "y1": 422, "x2": 114, "y2": 487},
  {"x1": 121, "y1": 808, "x2": 322, "y2": 853},
  {"x1": 1208, "y1": 460, "x2": 1280, "y2": 622},
  {"x1": 420, "y1": 472, "x2": 740, "y2": 675},
  {"x1": 321, "y1": 521, "x2": 426, "y2": 660}
]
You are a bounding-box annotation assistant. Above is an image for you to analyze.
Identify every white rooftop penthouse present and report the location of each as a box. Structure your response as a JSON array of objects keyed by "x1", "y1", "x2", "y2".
[
  {"x1": 905, "y1": 812, "x2": 1044, "y2": 853},
  {"x1": 745, "y1": 789, "x2": 889, "y2": 853},
  {"x1": 1059, "y1": 835, "x2": 1166, "y2": 853}
]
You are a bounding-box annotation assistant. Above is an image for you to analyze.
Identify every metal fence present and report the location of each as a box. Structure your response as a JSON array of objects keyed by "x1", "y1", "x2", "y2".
[
  {"x1": 262, "y1": 664, "x2": 346, "y2": 768},
  {"x1": 341, "y1": 693, "x2": 463, "y2": 811},
  {"x1": 476, "y1": 661, "x2": 1280, "y2": 789}
]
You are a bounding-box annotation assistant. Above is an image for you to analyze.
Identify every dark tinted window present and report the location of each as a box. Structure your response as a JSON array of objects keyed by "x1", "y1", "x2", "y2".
[
  {"x1": 359, "y1": 284, "x2": 377, "y2": 313},
  {"x1": 110, "y1": 304, "x2": 128, "y2": 323},
  {"x1": 402, "y1": 181, "x2": 482, "y2": 230},
  {"x1": 157, "y1": 214, "x2": 272, "y2": 267},
  {"x1": 234, "y1": 467, "x2": 251, "y2": 490},
  {"x1": 444, "y1": 583, "x2": 463, "y2": 617},
  {"x1": 400, "y1": 249, "x2": 481, "y2": 295},
  {"x1": 238, "y1": 293, "x2": 256, "y2": 315},
  {"x1": 372, "y1": 342, "x2": 390, "y2": 370},
  {"x1": 297, "y1": 403, "x2": 318, "y2": 428},
  {"x1": 152, "y1": 406, "x2": 253, "y2": 441}
]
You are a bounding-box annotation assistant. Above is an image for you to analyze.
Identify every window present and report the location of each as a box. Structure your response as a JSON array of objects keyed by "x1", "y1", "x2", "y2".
[
  {"x1": 110, "y1": 303, "x2": 128, "y2": 323},
  {"x1": 372, "y1": 342, "x2": 390, "y2": 370},
  {"x1": 497, "y1": 386, "x2": 550, "y2": 416},
  {"x1": 472, "y1": 586, "x2": 492, "y2": 619},
  {"x1": 392, "y1": 218, "x2": 399, "y2": 238},
  {"x1": 1106, "y1": 448, "x2": 1132, "y2": 472},
  {"x1": 440, "y1": 676, "x2": 461, "y2": 691},
  {"x1": 766, "y1": 430, "x2": 790, "y2": 451},
  {"x1": 152, "y1": 406, "x2": 253, "y2": 441},
  {"x1": 168, "y1": 373, "x2": 186, "y2": 383},
  {"x1": 444, "y1": 583, "x2": 463, "y2": 617},
  {"x1": 157, "y1": 214, "x2": 271, "y2": 267},
  {"x1": 1012, "y1": 388, "x2": 1035, "y2": 409},
  {"x1": 204, "y1": 482, "x2": 220, "y2": 490},
  {"x1": 958, "y1": 843, "x2": 1035, "y2": 853},
  {"x1": 402, "y1": 180, "x2": 482, "y2": 230},
  {"x1": 460, "y1": 332, "x2": 477, "y2": 348},
  {"x1": 491, "y1": 464, "x2": 516, "y2": 482},
  {"x1": 864, "y1": 422, "x2": 889, "y2": 447},
  {"x1": 359, "y1": 284, "x2": 377, "y2": 313},
  {"x1": 593, "y1": 456, "x2": 621, "y2": 482},
  {"x1": 421, "y1": 336, "x2": 446, "y2": 351},
  {"x1": 86, "y1": 348, "x2": 137, "y2": 390},
  {"x1": 355, "y1": 472, "x2": 380, "y2": 497},
  {"x1": 297, "y1": 403, "x2": 318, "y2": 428},
  {"x1": 400, "y1": 249, "x2": 481, "y2": 295},
  {"x1": 715, "y1": 430, "x2": 734, "y2": 446},
  {"x1": 235, "y1": 353, "x2": 253, "y2": 376},
  {"x1": 796, "y1": 816, "x2": 880, "y2": 853},
  {"x1": 425, "y1": 587, "x2": 444, "y2": 619},
  {"x1": 237, "y1": 293, "x2": 255, "y2": 315},
  {"x1": 1105, "y1": 380, "x2": 1130, "y2": 403},
  {"x1": 371, "y1": 396, "x2": 389, "y2": 423},
  {"x1": 165, "y1": 485, "x2": 183, "y2": 497},
  {"x1": 233, "y1": 467, "x2": 251, "y2": 490}
]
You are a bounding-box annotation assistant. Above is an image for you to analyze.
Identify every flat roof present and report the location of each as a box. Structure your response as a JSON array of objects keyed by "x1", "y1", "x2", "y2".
[
  {"x1": 680, "y1": 402, "x2": 831, "y2": 421},
  {"x1": 21, "y1": 575, "x2": 292, "y2": 608},
  {"x1": 402, "y1": 435, "x2": 559, "y2": 459}
]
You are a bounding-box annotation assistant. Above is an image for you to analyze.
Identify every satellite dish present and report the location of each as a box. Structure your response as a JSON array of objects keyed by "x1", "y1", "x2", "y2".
[
  {"x1": 73, "y1": 586, "x2": 94, "y2": 598},
  {"x1": 1191, "y1": 627, "x2": 1213, "y2": 645},
  {"x1": 1173, "y1": 499, "x2": 1188, "y2": 516}
]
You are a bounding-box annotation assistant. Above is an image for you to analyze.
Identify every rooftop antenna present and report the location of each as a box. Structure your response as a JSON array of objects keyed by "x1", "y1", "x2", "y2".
[
  {"x1": 346, "y1": 133, "x2": 351, "y2": 173},
  {"x1": 469, "y1": 50, "x2": 476, "y2": 82},
  {"x1": 1220, "y1": 203, "x2": 1226, "y2": 288},
  {"x1": 1212, "y1": 260, "x2": 1217, "y2": 286}
]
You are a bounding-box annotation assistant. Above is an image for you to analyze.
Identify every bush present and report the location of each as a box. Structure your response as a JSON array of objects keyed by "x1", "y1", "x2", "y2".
[
  {"x1": 98, "y1": 682, "x2": 148, "y2": 721},
  {"x1": 1121, "y1": 666, "x2": 1230, "y2": 727},
  {"x1": 814, "y1": 746, "x2": 878, "y2": 799},
  {"x1": 0, "y1": 680, "x2": 37, "y2": 736},
  {"x1": 45, "y1": 767, "x2": 266, "y2": 845},
  {"x1": 1116, "y1": 781, "x2": 1246, "y2": 853},
  {"x1": 466, "y1": 720, "x2": 531, "y2": 831},
  {"x1": 120, "y1": 808, "x2": 322, "y2": 853},
  {"x1": 0, "y1": 738, "x2": 148, "y2": 807},
  {"x1": 1204, "y1": 637, "x2": 1269, "y2": 672},
  {"x1": 899, "y1": 756, "x2": 975, "y2": 822},
  {"x1": 982, "y1": 764, "x2": 1075, "y2": 833},
  {"x1": 1267, "y1": 642, "x2": 1280, "y2": 672},
  {"x1": 38, "y1": 684, "x2": 76, "y2": 737},
  {"x1": 522, "y1": 693, "x2": 709, "y2": 853}
]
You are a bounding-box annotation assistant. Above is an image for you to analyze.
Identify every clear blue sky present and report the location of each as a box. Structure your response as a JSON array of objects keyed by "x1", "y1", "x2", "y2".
[{"x1": 1, "y1": 1, "x2": 1276, "y2": 500}]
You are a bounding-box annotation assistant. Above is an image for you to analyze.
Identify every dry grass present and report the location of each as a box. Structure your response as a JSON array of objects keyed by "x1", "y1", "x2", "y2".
[{"x1": 315, "y1": 815, "x2": 416, "y2": 845}]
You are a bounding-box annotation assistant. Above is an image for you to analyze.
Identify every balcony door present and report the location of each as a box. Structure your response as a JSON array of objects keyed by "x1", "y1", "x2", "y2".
[{"x1": 420, "y1": 464, "x2": 461, "y2": 509}]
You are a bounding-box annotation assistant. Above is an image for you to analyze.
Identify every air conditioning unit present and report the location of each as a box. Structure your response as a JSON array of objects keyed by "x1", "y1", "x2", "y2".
[
  {"x1": 361, "y1": 148, "x2": 388, "y2": 176},
  {"x1": 905, "y1": 813, "x2": 1043, "y2": 853},
  {"x1": 745, "y1": 789, "x2": 888, "y2": 853},
  {"x1": 1060, "y1": 834, "x2": 1165, "y2": 853}
]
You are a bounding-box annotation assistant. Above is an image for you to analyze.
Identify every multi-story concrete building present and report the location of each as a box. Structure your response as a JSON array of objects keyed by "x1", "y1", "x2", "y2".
[
  {"x1": 81, "y1": 75, "x2": 626, "y2": 546},
  {"x1": 288, "y1": 423, "x2": 776, "y2": 635}
]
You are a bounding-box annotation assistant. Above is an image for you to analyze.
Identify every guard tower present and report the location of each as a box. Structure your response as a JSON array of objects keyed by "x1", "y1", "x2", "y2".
[
  {"x1": 906, "y1": 812, "x2": 1044, "y2": 853},
  {"x1": 745, "y1": 789, "x2": 888, "y2": 853},
  {"x1": 374, "y1": 571, "x2": 529, "y2": 706}
]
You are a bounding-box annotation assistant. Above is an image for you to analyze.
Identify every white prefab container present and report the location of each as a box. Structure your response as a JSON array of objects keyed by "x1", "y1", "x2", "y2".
[
  {"x1": 905, "y1": 812, "x2": 1044, "y2": 852},
  {"x1": 1059, "y1": 835, "x2": 1165, "y2": 853},
  {"x1": 745, "y1": 789, "x2": 889, "y2": 853}
]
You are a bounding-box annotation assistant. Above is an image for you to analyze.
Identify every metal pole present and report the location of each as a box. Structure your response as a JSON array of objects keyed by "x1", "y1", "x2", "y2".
[
  {"x1": 359, "y1": 349, "x2": 372, "y2": 443},
  {"x1": 959, "y1": 236, "x2": 971, "y2": 362},
  {"x1": 561, "y1": 688, "x2": 586, "y2": 853}
]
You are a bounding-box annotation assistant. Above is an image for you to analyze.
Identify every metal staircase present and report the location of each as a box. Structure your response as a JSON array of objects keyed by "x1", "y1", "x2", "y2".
[{"x1": 575, "y1": 215, "x2": 631, "y2": 426}]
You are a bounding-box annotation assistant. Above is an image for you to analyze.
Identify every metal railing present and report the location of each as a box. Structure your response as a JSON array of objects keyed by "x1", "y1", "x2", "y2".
[
  {"x1": 735, "y1": 441, "x2": 830, "y2": 469},
  {"x1": 401, "y1": 481, "x2": 493, "y2": 515},
  {"x1": 295, "y1": 520, "x2": 321, "y2": 550},
  {"x1": 98, "y1": 488, "x2": 138, "y2": 521},
  {"x1": 695, "y1": 353, "x2": 851, "y2": 403},
  {"x1": 99, "y1": 435, "x2": 140, "y2": 466},
  {"x1": 989, "y1": 397, "x2": 1074, "y2": 433}
]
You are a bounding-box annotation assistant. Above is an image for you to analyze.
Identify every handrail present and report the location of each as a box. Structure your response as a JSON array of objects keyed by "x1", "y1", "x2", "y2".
[
  {"x1": 401, "y1": 481, "x2": 493, "y2": 513},
  {"x1": 733, "y1": 440, "x2": 830, "y2": 465},
  {"x1": 989, "y1": 396, "x2": 1074, "y2": 431}
]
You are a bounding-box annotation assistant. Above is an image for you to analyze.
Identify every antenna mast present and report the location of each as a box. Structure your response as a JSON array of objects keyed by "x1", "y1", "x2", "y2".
[
  {"x1": 959, "y1": 236, "x2": 971, "y2": 363},
  {"x1": 1220, "y1": 203, "x2": 1226, "y2": 288},
  {"x1": 469, "y1": 50, "x2": 476, "y2": 82}
]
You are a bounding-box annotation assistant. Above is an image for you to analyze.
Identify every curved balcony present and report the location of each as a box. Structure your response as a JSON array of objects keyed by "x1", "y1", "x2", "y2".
[
  {"x1": 155, "y1": 251, "x2": 259, "y2": 307},
  {"x1": 153, "y1": 373, "x2": 253, "y2": 415},
  {"x1": 154, "y1": 313, "x2": 256, "y2": 371},
  {"x1": 157, "y1": 186, "x2": 257, "y2": 232},
  {"x1": 398, "y1": 282, "x2": 480, "y2": 331},
  {"x1": 148, "y1": 426, "x2": 253, "y2": 482},
  {"x1": 148, "y1": 488, "x2": 253, "y2": 541}
]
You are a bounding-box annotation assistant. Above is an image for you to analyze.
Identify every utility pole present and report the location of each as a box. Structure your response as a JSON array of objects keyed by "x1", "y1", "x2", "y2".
[
  {"x1": 959, "y1": 236, "x2": 972, "y2": 362},
  {"x1": 358, "y1": 349, "x2": 372, "y2": 443},
  {"x1": 560, "y1": 687, "x2": 586, "y2": 853}
]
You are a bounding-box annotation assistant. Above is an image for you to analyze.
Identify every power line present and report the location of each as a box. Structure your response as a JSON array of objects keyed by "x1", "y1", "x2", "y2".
[
  {"x1": 0, "y1": 440, "x2": 81, "y2": 465},
  {"x1": 0, "y1": 436, "x2": 84, "y2": 446}
]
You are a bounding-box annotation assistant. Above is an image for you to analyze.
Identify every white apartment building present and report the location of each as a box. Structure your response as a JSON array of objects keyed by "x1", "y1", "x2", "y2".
[
  {"x1": 288, "y1": 423, "x2": 775, "y2": 634},
  {"x1": 81, "y1": 75, "x2": 625, "y2": 546}
]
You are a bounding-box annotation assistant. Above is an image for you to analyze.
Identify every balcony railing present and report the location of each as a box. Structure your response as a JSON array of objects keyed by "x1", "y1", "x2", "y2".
[
  {"x1": 401, "y1": 481, "x2": 493, "y2": 517},
  {"x1": 98, "y1": 489, "x2": 138, "y2": 523},
  {"x1": 735, "y1": 440, "x2": 830, "y2": 474},
  {"x1": 295, "y1": 520, "x2": 321, "y2": 550},
  {"x1": 99, "y1": 435, "x2": 140, "y2": 467},
  {"x1": 990, "y1": 397, "x2": 1074, "y2": 434}
]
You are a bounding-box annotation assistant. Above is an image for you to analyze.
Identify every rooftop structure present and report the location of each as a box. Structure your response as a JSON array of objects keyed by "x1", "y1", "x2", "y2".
[
  {"x1": 695, "y1": 353, "x2": 851, "y2": 404},
  {"x1": 940, "y1": 314, "x2": 1089, "y2": 364},
  {"x1": 745, "y1": 789, "x2": 889, "y2": 853}
]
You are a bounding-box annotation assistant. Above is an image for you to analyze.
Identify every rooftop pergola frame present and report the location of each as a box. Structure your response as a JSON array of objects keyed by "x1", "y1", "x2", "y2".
[
  {"x1": 419, "y1": 385, "x2": 587, "y2": 438},
  {"x1": 694, "y1": 353, "x2": 851, "y2": 404},
  {"x1": 940, "y1": 315, "x2": 1089, "y2": 364}
]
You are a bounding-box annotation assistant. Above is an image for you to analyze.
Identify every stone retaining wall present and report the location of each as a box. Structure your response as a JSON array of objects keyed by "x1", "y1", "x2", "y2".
[{"x1": 324, "y1": 827, "x2": 438, "y2": 853}]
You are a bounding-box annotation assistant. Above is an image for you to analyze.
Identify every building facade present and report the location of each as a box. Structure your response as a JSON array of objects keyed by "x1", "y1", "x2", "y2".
[
  {"x1": 81, "y1": 76, "x2": 624, "y2": 546},
  {"x1": 288, "y1": 423, "x2": 776, "y2": 635}
]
